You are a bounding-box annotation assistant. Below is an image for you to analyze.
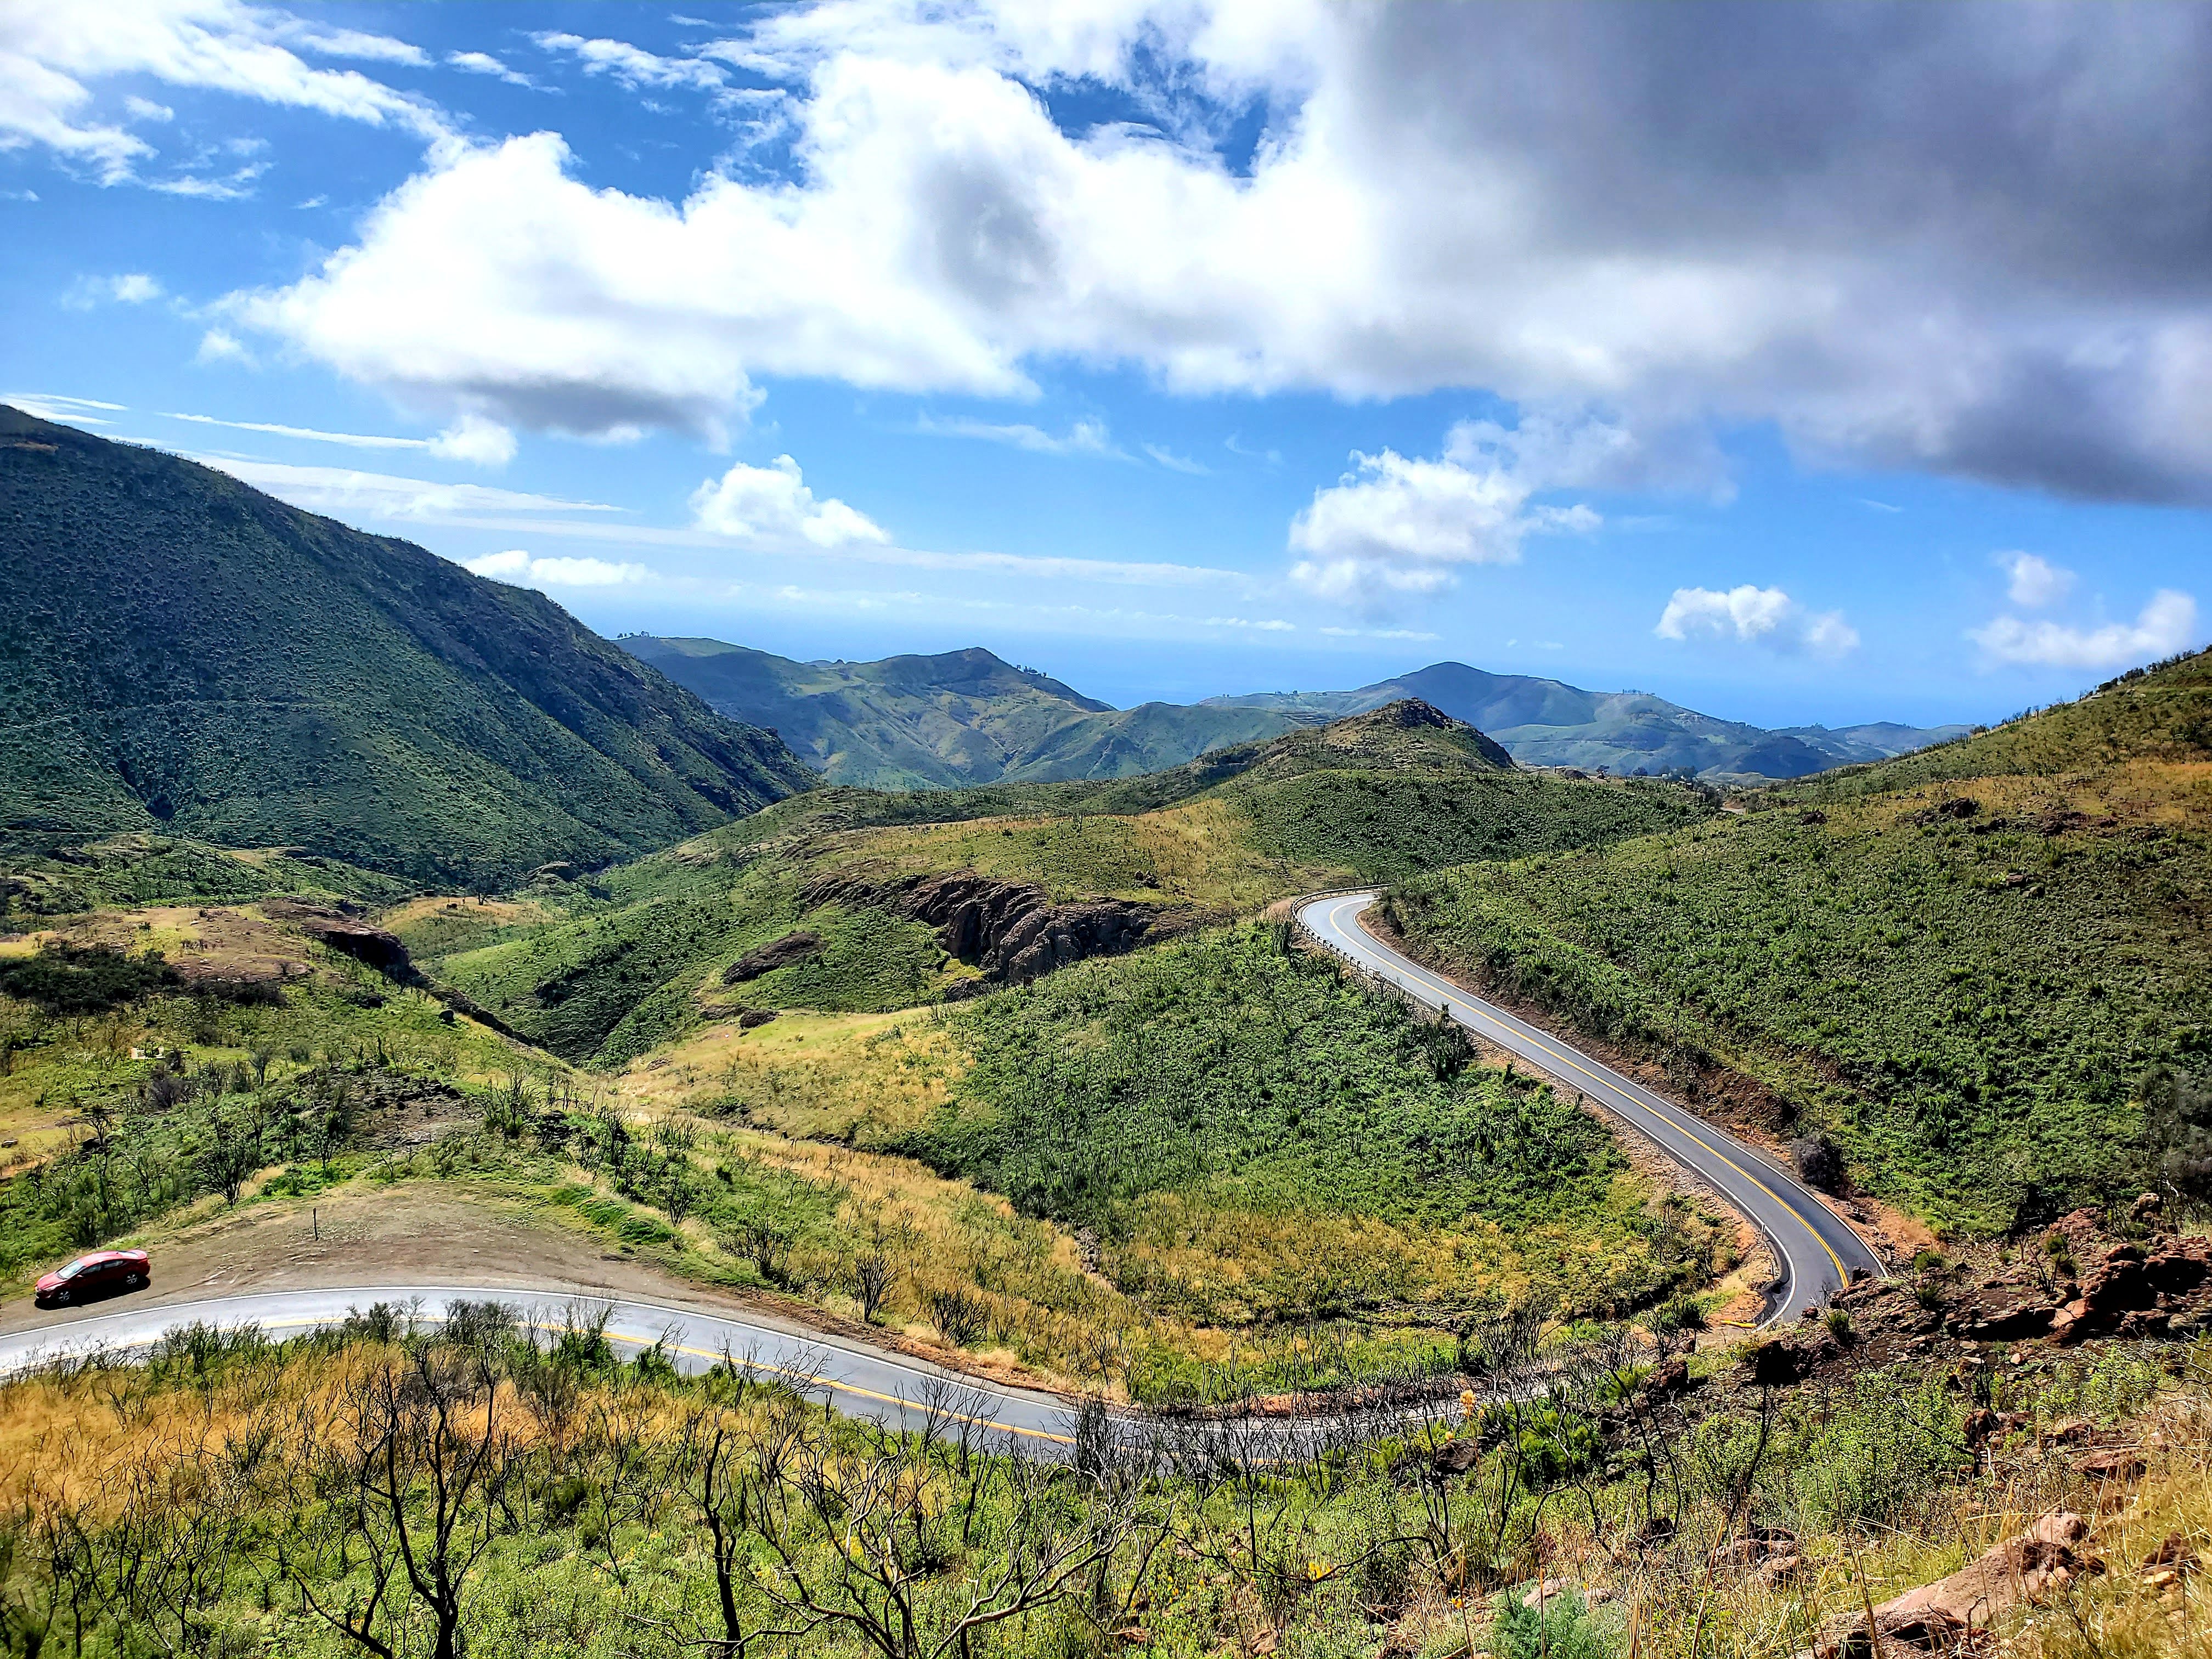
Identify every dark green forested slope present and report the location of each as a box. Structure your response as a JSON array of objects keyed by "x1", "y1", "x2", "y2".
[
  {"x1": 1389, "y1": 648, "x2": 2212, "y2": 1233},
  {"x1": 0, "y1": 408, "x2": 815, "y2": 884}
]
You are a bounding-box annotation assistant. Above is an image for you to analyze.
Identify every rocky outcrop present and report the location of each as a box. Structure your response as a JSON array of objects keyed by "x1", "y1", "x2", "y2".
[
  {"x1": 2046, "y1": 1227, "x2": 2212, "y2": 1345},
  {"x1": 723, "y1": 931, "x2": 823, "y2": 984},
  {"x1": 1789, "y1": 1135, "x2": 1844, "y2": 1193},
  {"x1": 801, "y1": 870, "x2": 1189, "y2": 986},
  {"x1": 1801, "y1": 1513, "x2": 2096, "y2": 1658},
  {"x1": 259, "y1": 898, "x2": 410, "y2": 972},
  {"x1": 1801, "y1": 1206, "x2": 2212, "y2": 1370}
]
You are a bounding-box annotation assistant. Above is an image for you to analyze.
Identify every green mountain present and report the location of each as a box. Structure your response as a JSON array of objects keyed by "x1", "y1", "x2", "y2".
[
  {"x1": 1387, "y1": 646, "x2": 2212, "y2": 1232},
  {"x1": 621, "y1": 636, "x2": 1299, "y2": 789},
  {"x1": 408, "y1": 698, "x2": 1708, "y2": 1064},
  {"x1": 634, "y1": 637, "x2": 1965, "y2": 791},
  {"x1": 0, "y1": 408, "x2": 815, "y2": 886},
  {"x1": 1206, "y1": 661, "x2": 1968, "y2": 781}
]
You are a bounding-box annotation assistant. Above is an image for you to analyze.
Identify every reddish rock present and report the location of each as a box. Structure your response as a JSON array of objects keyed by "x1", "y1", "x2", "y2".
[
  {"x1": 1758, "y1": 1553, "x2": 1805, "y2": 1588},
  {"x1": 2076, "y1": 1448, "x2": 2147, "y2": 1482},
  {"x1": 262, "y1": 898, "x2": 410, "y2": 972},
  {"x1": 1803, "y1": 1513, "x2": 2093, "y2": 1659},
  {"x1": 801, "y1": 870, "x2": 1183, "y2": 985},
  {"x1": 2141, "y1": 1533, "x2": 2199, "y2": 1573}
]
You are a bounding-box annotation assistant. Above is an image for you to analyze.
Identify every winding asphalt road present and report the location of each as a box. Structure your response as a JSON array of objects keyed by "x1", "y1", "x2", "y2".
[
  {"x1": 1296, "y1": 891, "x2": 1883, "y2": 1323},
  {"x1": 0, "y1": 1284, "x2": 1094, "y2": 1447},
  {"x1": 0, "y1": 893, "x2": 1877, "y2": 1434}
]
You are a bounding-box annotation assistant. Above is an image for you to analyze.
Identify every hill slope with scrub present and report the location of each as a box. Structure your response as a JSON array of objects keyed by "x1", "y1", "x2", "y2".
[
  {"x1": 1386, "y1": 647, "x2": 2212, "y2": 1234},
  {"x1": 409, "y1": 702, "x2": 1711, "y2": 1065},
  {"x1": 0, "y1": 409, "x2": 815, "y2": 886}
]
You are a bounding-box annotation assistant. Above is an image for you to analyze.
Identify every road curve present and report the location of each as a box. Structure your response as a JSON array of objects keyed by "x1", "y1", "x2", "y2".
[
  {"x1": 1297, "y1": 891, "x2": 1883, "y2": 1324},
  {"x1": 0, "y1": 899, "x2": 1876, "y2": 1425},
  {"x1": 0, "y1": 1284, "x2": 1090, "y2": 1448}
]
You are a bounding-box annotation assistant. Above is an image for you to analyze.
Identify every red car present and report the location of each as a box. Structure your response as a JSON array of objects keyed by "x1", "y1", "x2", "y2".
[{"x1": 34, "y1": 1249, "x2": 151, "y2": 1308}]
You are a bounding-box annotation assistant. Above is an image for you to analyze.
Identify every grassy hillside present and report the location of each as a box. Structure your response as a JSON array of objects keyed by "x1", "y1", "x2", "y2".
[
  {"x1": 625, "y1": 929, "x2": 1721, "y2": 1392},
  {"x1": 413, "y1": 703, "x2": 1711, "y2": 1065},
  {"x1": 3, "y1": 1278, "x2": 2204, "y2": 1659},
  {"x1": 2, "y1": 831, "x2": 413, "y2": 919},
  {"x1": 0, "y1": 409, "x2": 815, "y2": 885},
  {"x1": 625, "y1": 635, "x2": 1299, "y2": 788},
  {"x1": 903, "y1": 924, "x2": 1709, "y2": 1326},
  {"x1": 1210, "y1": 659, "x2": 1968, "y2": 782},
  {"x1": 1389, "y1": 648, "x2": 2212, "y2": 1233},
  {"x1": 0, "y1": 902, "x2": 541, "y2": 1285}
]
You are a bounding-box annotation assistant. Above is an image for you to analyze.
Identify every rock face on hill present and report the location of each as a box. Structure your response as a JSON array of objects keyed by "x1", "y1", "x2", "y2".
[
  {"x1": 258, "y1": 898, "x2": 409, "y2": 972},
  {"x1": 802, "y1": 870, "x2": 1187, "y2": 986},
  {"x1": 722, "y1": 930, "x2": 824, "y2": 984},
  {"x1": 0, "y1": 407, "x2": 815, "y2": 884}
]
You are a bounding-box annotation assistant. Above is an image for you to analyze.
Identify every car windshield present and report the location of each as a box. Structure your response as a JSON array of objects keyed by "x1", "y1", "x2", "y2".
[{"x1": 56, "y1": 1259, "x2": 91, "y2": 1279}]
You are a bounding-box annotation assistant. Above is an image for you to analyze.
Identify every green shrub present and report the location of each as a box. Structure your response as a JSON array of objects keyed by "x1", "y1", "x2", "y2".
[{"x1": 1491, "y1": 1588, "x2": 1620, "y2": 1659}]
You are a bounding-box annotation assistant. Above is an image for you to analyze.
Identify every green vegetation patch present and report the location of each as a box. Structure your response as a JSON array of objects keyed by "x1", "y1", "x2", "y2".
[
  {"x1": 1239, "y1": 769, "x2": 1712, "y2": 882},
  {"x1": 1391, "y1": 781, "x2": 2212, "y2": 1233},
  {"x1": 0, "y1": 943, "x2": 180, "y2": 1014},
  {"x1": 1, "y1": 833, "x2": 414, "y2": 921},
  {"x1": 0, "y1": 962, "x2": 525, "y2": 1285},
  {"x1": 0, "y1": 405, "x2": 813, "y2": 885},
  {"x1": 901, "y1": 923, "x2": 1706, "y2": 1318}
]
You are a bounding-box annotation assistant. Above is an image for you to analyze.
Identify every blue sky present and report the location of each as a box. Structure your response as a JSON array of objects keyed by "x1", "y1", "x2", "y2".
[{"x1": 5, "y1": 2, "x2": 2209, "y2": 729}]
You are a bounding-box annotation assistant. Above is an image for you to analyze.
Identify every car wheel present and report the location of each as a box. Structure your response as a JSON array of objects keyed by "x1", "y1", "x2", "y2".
[
  {"x1": 123, "y1": 1273, "x2": 141, "y2": 1286},
  {"x1": 55, "y1": 1290, "x2": 70, "y2": 1304}
]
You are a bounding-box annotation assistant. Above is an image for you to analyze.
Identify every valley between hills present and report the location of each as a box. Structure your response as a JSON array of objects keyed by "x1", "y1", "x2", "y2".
[{"x1": 4, "y1": 405, "x2": 2212, "y2": 1658}]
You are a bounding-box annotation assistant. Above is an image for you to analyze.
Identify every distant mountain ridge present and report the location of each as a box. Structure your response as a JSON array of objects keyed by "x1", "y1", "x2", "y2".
[
  {"x1": 631, "y1": 636, "x2": 1966, "y2": 790},
  {"x1": 622, "y1": 637, "x2": 1294, "y2": 789},
  {"x1": 0, "y1": 407, "x2": 815, "y2": 885},
  {"x1": 1205, "y1": 662, "x2": 1967, "y2": 781}
]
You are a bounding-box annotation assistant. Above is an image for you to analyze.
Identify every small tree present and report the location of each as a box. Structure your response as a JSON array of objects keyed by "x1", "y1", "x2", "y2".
[
  {"x1": 200, "y1": 1102, "x2": 259, "y2": 1206},
  {"x1": 749, "y1": 1420, "x2": 1154, "y2": 1659},
  {"x1": 852, "y1": 1248, "x2": 895, "y2": 1323},
  {"x1": 287, "y1": 1346, "x2": 518, "y2": 1659}
]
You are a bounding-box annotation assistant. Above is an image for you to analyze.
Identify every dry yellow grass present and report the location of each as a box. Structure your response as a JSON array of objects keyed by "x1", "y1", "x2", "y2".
[
  {"x1": 618, "y1": 1008, "x2": 964, "y2": 1142},
  {"x1": 834, "y1": 794, "x2": 1339, "y2": 910},
  {"x1": 379, "y1": 895, "x2": 553, "y2": 932}
]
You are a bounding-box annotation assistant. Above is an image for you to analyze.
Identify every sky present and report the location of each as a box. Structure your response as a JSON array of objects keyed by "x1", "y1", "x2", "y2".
[{"x1": 4, "y1": 1, "x2": 2209, "y2": 729}]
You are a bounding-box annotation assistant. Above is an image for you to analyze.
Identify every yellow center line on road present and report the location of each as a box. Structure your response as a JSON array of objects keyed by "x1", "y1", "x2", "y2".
[{"x1": 1316, "y1": 896, "x2": 1849, "y2": 1288}]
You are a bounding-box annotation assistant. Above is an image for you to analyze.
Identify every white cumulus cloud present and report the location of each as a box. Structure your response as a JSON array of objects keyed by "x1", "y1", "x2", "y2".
[
  {"x1": 466, "y1": 549, "x2": 648, "y2": 588},
  {"x1": 689, "y1": 455, "x2": 889, "y2": 548},
  {"x1": 63, "y1": 272, "x2": 165, "y2": 308},
  {"x1": 0, "y1": 0, "x2": 445, "y2": 185},
  {"x1": 1970, "y1": 589, "x2": 2198, "y2": 670},
  {"x1": 532, "y1": 32, "x2": 726, "y2": 92},
  {"x1": 188, "y1": 2, "x2": 2212, "y2": 511},
  {"x1": 1288, "y1": 417, "x2": 1613, "y2": 604},
  {"x1": 1999, "y1": 551, "x2": 2076, "y2": 609},
  {"x1": 445, "y1": 50, "x2": 531, "y2": 87},
  {"x1": 1655, "y1": 585, "x2": 1860, "y2": 658},
  {"x1": 194, "y1": 328, "x2": 252, "y2": 365},
  {"x1": 425, "y1": 412, "x2": 517, "y2": 466}
]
